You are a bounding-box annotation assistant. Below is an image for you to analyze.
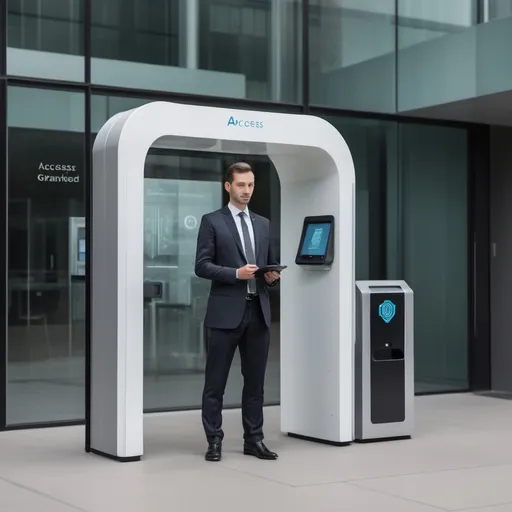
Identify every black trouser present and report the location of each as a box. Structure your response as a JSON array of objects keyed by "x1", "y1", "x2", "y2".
[{"x1": 202, "y1": 298, "x2": 270, "y2": 443}]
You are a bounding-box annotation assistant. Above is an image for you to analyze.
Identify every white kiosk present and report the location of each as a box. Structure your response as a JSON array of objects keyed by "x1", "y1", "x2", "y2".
[{"x1": 89, "y1": 101, "x2": 355, "y2": 461}]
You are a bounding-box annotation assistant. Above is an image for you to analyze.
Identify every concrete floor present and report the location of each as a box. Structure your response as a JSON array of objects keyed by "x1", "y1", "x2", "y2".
[{"x1": 1, "y1": 393, "x2": 512, "y2": 511}]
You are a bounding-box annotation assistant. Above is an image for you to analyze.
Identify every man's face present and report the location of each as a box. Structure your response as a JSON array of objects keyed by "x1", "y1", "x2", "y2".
[{"x1": 225, "y1": 171, "x2": 255, "y2": 206}]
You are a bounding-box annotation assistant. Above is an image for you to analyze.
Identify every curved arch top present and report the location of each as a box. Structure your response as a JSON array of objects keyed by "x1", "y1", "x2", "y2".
[
  {"x1": 94, "y1": 101, "x2": 355, "y2": 183},
  {"x1": 90, "y1": 101, "x2": 356, "y2": 460}
]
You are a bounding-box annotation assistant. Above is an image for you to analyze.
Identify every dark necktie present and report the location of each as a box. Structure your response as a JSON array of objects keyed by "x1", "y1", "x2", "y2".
[{"x1": 239, "y1": 212, "x2": 257, "y2": 294}]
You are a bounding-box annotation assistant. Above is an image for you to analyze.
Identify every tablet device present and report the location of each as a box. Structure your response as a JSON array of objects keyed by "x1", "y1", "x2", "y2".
[{"x1": 255, "y1": 265, "x2": 287, "y2": 277}]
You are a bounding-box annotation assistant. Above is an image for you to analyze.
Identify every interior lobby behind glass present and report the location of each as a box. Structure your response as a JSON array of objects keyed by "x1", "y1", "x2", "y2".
[
  {"x1": 8, "y1": 86, "x2": 282, "y2": 423},
  {"x1": 6, "y1": 86, "x2": 86, "y2": 425},
  {"x1": 141, "y1": 151, "x2": 281, "y2": 411}
]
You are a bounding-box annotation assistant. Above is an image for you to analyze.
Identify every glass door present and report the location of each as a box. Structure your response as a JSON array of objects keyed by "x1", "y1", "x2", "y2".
[
  {"x1": 143, "y1": 151, "x2": 223, "y2": 410},
  {"x1": 141, "y1": 149, "x2": 282, "y2": 412}
]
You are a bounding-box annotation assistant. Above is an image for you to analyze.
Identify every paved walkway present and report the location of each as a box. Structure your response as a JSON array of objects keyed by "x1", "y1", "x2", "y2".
[{"x1": 1, "y1": 393, "x2": 512, "y2": 511}]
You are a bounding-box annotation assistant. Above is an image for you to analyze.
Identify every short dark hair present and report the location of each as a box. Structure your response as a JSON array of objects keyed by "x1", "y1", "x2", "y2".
[{"x1": 225, "y1": 161, "x2": 253, "y2": 183}]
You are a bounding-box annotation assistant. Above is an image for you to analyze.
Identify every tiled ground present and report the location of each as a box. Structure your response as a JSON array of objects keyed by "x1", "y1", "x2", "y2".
[{"x1": 1, "y1": 393, "x2": 511, "y2": 511}]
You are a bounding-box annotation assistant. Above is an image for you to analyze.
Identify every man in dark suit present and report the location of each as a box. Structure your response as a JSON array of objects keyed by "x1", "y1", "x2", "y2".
[{"x1": 195, "y1": 161, "x2": 280, "y2": 462}]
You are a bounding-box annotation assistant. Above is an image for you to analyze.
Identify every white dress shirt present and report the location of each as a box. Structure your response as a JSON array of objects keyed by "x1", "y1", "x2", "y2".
[{"x1": 228, "y1": 202, "x2": 256, "y2": 286}]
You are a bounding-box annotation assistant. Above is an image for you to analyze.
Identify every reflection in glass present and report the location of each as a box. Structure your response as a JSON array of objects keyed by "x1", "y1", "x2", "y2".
[
  {"x1": 486, "y1": 0, "x2": 512, "y2": 21},
  {"x1": 398, "y1": 0, "x2": 476, "y2": 51},
  {"x1": 323, "y1": 116, "x2": 399, "y2": 280},
  {"x1": 91, "y1": 0, "x2": 301, "y2": 102},
  {"x1": 143, "y1": 166, "x2": 220, "y2": 409},
  {"x1": 309, "y1": 0, "x2": 396, "y2": 113},
  {"x1": 7, "y1": 87, "x2": 86, "y2": 425},
  {"x1": 7, "y1": 0, "x2": 85, "y2": 81},
  {"x1": 397, "y1": 0, "x2": 478, "y2": 112},
  {"x1": 326, "y1": 115, "x2": 469, "y2": 393},
  {"x1": 399, "y1": 123, "x2": 468, "y2": 393},
  {"x1": 141, "y1": 151, "x2": 281, "y2": 411}
]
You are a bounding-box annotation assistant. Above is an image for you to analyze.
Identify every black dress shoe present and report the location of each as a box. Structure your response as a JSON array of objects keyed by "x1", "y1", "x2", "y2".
[
  {"x1": 205, "y1": 441, "x2": 222, "y2": 462},
  {"x1": 243, "y1": 440, "x2": 278, "y2": 460}
]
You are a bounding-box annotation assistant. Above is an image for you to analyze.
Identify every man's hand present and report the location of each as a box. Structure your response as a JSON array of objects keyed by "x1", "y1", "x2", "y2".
[
  {"x1": 264, "y1": 271, "x2": 280, "y2": 284},
  {"x1": 238, "y1": 264, "x2": 258, "y2": 280}
]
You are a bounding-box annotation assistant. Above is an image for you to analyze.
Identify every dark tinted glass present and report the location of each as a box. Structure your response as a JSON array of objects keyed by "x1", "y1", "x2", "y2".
[
  {"x1": 310, "y1": 0, "x2": 396, "y2": 113},
  {"x1": 91, "y1": 0, "x2": 301, "y2": 102},
  {"x1": 7, "y1": 86, "x2": 86, "y2": 425},
  {"x1": 7, "y1": 0, "x2": 84, "y2": 81},
  {"x1": 324, "y1": 114, "x2": 469, "y2": 393}
]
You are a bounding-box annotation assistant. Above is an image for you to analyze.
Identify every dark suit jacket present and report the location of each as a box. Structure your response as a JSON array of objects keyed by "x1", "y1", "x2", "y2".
[{"x1": 194, "y1": 206, "x2": 279, "y2": 329}]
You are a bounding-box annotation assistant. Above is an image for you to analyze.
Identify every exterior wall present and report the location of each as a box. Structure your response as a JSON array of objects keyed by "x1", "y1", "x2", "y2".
[{"x1": 0, "y1": 0, "x2": 497, "y2": 429}]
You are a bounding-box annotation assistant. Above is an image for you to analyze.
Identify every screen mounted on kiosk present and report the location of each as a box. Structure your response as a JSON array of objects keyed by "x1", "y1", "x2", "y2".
[{"x1": 295, "y1": 215, "x2": 334, "y2": 266}]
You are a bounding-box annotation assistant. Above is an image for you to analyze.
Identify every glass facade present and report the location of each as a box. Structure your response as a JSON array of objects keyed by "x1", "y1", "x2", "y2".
[
  {"x1": 397, "y1": 0, "x2": 478, "y2": 112},
  {"x1": 324, "y1": 116, "x2": 469, "y2": 393},
  {"x1": 323, "y1": 117, "x2": 399, "y2": 279},
  {"x1": 399, "y1": 123, "x2": 469, "y2": 392},
  {"x1": 7, "y1": 0, "x2": 85, "y2": 81},
  {"x1": 310, "y1": 1, "x2": 396, "y2": 113},
  {"x1": 397, "y1": 0, "x2": 512, "y2": 112},
  {"x1": 487, "y1": 0, "x2": 512, "y2": 21},
  {"x1": 0, "y1": 0, "x2": 494, "y2": 428},
  {"x1": 6, "y1": 86, "x2": 86, "y2": 424},
  {"x1": 91, "y1": 0, "x2": 302, "y2": 102}
]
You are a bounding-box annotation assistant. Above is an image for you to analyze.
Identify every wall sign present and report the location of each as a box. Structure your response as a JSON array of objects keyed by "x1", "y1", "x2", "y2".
[{"x1": 37, "y1": 162, "x2": 80, "y2": 183}]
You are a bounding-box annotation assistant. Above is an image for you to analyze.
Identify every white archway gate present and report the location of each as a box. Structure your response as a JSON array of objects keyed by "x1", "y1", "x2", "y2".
[{"x1": 89, "y1": 102, "x2": 355, "y2": 461}]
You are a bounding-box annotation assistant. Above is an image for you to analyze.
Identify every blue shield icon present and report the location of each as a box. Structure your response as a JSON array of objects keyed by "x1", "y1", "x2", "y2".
[{"x1": 378, "y1": 300, "x2": 396, "y2": 324}]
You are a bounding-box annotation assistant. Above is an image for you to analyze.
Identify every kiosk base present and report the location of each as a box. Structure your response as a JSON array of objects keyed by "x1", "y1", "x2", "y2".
[
  {"x1": 287, "y1": 432, "x2": 350, "y2": 447},
  {"x1": 90, "y1": 448, "x2": 141, "y2": 463},
  {"x1": 354, "y1": 435, "x2": 411, "y2": 444},
  {"x1": 354, "y1": 281, "x2": 414, "y2": 443}
]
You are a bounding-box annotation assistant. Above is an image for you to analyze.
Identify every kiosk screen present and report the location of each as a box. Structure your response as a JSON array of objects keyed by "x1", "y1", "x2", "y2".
[
  {"x1": 300, "y1": 223, "x2": 331, "y2": 257},
  {"x1": 295, "y1": 215, "x2": 334, "y2": 265}
]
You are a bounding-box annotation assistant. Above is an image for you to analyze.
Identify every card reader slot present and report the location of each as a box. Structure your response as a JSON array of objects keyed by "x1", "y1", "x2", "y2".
[{"x1": 372, "y1": 348, "x2": 404, "y2": 361}]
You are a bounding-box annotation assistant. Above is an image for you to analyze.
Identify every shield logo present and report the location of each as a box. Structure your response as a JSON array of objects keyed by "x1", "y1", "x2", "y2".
[{"x1": 378, "y1": 300, "x2": 396, "y2": 324}]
